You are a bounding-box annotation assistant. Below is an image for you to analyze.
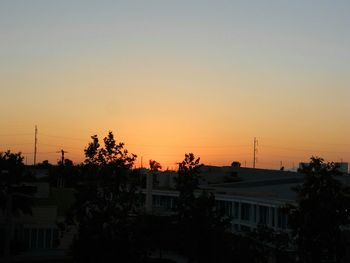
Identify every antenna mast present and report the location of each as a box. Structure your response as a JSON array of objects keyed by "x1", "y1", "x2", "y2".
[
  {"x1": 253, "y1": 137, "x2": 258, "y2": 168},
  {"x1": 34, "y1": 125, "x2": 38, "y2": 166}
]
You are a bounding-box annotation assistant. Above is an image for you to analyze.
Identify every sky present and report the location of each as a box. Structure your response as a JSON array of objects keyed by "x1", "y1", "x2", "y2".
[{"x1": 1, "y1": 0, "x2": 350, "y2": 170}]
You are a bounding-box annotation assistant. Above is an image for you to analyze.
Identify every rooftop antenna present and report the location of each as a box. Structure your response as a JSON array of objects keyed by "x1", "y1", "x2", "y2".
[
  {"x1": 34, "y1": 125, "x2": 38, "y2": 166},
  {"x1": 253, "y1": 137, "x2": 258, "y2": 168}
]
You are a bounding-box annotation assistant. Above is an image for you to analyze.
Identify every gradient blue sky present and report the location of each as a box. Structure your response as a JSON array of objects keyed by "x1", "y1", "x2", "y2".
[{"x1": 1, "y1": 0, "x2": 350, "y2": 169}]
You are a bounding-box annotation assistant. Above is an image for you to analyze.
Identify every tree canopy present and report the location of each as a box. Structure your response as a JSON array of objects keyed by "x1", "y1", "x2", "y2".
[
  {"x1": 84, "y1": 131, "x2": 136, "y2": 169},
  {"x1": 289, "y1": 157, "x2": 350, "y2": 263},
  {"x1": 68, "y1": 132, "x2": 143, "y2": 263},
  {"x1": 174, "y1": 153, "x2": 231, "y2": 262}
]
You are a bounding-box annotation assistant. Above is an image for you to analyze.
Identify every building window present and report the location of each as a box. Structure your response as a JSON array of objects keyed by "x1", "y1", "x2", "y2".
[
  {"x1": 152, "y1": 195, "x2": 158, "y2": 207},
  {"x1": 14, "y1": 226, "x2": 21, "y2": 241},
  {"x1": 152, "y1": 195, "x2": 175, "y2": 210},
  {"x1": 38, "y1": 228, "x2": 45, "y2": 249},
  {"x1": 45, "y1": 228, "x2": 52, "y2": 248},
  {"x1": 271, "y1": 207, "x2": 276, "y2": 227},
  {"x1": 234, "y1": 202, "x2": 239, "y2": 219},
  {"x1": 21, "y1": 227, "x2": 57, "y2": 250},
  {"x1": 23, "y1": 228, "x2": 30, "y2": 249},
  {"x1": 253, "y1": 205, "x2": 257, "y2": 223},
  {"x1": 216, "y1": 200, "x2": 233, "y2": 217},
  {"x1": 259, "y1": 205, "x2": 269, "y2": 225},
  {"x1": 31, "y1": 228, "x2": 38, "y2": 249},
  {"x1": 277, "y1": 208, "x2": 287, "y2": 229},
  {"x1": 241, "y1": 203, "x2": 251, "y2": 221},
  {"x1": 53, "y1": 229, "x2": 59, "y2": 248}
]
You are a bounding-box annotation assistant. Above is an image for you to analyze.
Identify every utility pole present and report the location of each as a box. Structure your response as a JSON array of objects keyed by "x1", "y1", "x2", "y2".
[
  {"x1": 253, "y1": 137, "x2": 258, "y2": 168},
  {"x1": 56, "y1": 149, "x2": 68, "y2": 188},
  {"x1": 57, "y1": 149, "x2": 68, "y2": 165},
  {"x1": 34, "y1": 125, "x2": 37, "y2": 166}
]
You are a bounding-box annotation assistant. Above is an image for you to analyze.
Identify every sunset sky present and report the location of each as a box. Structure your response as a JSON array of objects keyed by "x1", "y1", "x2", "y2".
[{"x1": 1, "y1": 0, "x2": 350, "y2": 169}]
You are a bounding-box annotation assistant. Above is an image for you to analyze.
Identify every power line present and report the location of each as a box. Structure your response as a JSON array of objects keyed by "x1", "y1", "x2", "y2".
[
  {"x1": 0, "y1": 133, "x2": 32, "y2": 137},
  {"x1": 40, "y1": 133, "x2": 87, "y2": 141},
  {"x1": 258, "y1": 137, "x2": 350, "y2": 147},
  {"x1": 21, "y1": 152, "x2": 57, "y2": 155},
  {"x1": 0, "y1": 143, "x2": 32, "y2": 146},
  {"x1": 127, "y1": 143, "x2": 250, "y2": 149},
  {"x1": 38, "y1": 143, "x2": 82, "y2": 150},
  {"x1": 262, "y1": 145, "x2": 350, "y2": 155}
]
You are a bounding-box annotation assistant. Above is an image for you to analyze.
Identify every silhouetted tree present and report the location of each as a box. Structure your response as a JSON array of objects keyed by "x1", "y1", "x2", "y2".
[
  {"x1": 288, "y1": 157, "x2": 350, "y2": 263},
  {"x1": 0, "y1": 151, "x2": 35, "y2": 214},
  {"x1": 134, "y1": 214, "x2": 178, "y2": 261},
  {"x1": 57, "y1": 158, "x2": 73, "y2": 167},
  {"x1": 175, "y1": 153, "x2": 231, "y2": 262},
  {"x1": 68, "y1": 132, "x2": 144, "y2": 263},
  {"x1": 82, "y1": 131, "x2": 136, "y2": 182},
  {"x1": 242, "y1": 226, "x2": 291, "y2": 263},
  {"x1": 149, "y1": 160, "x2": 162, "y2": 172},
  {"x1": 84, "y1": 131, "x2": 136, "y2": 168},
  {"x1": 36, "y1": 159, "x2": 52, "y2": 169},
  {"x1": 149, "y1": 160, "x2": 161, "y2": 187},
  {"x1": 175, "y1": 153, "x2": 202, "y2": 212}
]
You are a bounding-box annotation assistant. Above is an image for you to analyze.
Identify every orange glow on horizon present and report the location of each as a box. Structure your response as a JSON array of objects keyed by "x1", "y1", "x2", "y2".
[{"x1": 1, "y1": 126, "x2": 349, "y2": 171}]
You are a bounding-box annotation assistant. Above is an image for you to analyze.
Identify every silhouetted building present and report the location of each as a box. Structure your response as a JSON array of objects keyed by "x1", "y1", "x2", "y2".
[
  {"x1": 144, "y1": 165, "x2": 350, "y2": 232},
  {"x1": 144, "y1": 166, "x2": 299, "y2": 231},
  {"x1": 0, "y1": 183, "x2": 75, "y2": 261}
]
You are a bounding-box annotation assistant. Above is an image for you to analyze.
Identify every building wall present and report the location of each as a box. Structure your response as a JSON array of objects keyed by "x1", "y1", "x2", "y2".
[{"x1": 147, "y1": 190, "x2": 289, "y2": 233}]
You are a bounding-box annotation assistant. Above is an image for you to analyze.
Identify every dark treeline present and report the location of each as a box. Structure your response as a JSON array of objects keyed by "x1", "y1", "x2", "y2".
[{"x1": 1, "y1": 131, "x2": 350, "y2": 263}]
